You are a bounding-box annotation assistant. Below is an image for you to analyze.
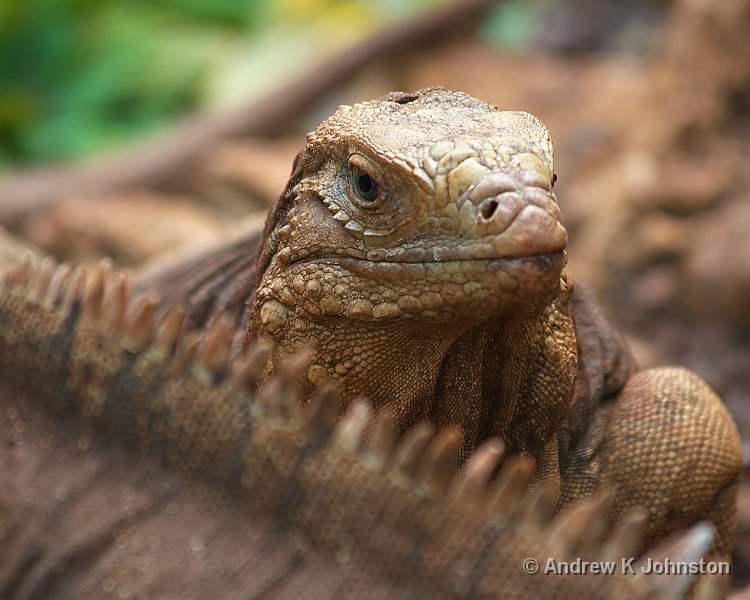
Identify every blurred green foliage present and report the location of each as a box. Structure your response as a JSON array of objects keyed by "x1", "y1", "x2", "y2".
[
  {"x1": 0, "y1": 0, "x2": 438, "y2": 167},
  {"x1": 480, "y1": 0, "x2": 543, "y2": 50},
  {"x1": 0, "y1": 0, "x2": 269, "y2": 166},
  {"x1": 0, "y1": 0, "x2": 519, "y2": 169}
]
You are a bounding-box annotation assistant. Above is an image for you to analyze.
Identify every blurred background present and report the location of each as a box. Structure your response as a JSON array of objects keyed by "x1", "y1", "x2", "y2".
[
  {"x1": 0, "y1": 0, "x2": 667, "y2": 168},
  {"x1": 1, "y1": 0, "x2": 749, "y2": 590}
]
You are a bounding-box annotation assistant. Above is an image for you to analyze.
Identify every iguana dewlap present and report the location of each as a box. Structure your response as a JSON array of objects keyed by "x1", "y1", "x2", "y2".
[{"x1": 136, "y1": 87, "x2": 742, "y2": 595}]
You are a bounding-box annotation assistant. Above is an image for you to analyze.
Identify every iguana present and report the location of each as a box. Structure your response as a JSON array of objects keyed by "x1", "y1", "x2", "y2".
[
  {"x1": 133, "y1": 87, "x2": 742, "y2": 594},
  {"x1": 0, "y1": 260, "x2": 721, "y2": 599}
]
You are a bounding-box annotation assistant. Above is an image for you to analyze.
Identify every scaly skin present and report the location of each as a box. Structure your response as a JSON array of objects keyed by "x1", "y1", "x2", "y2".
[
  {"x1": 250, "y1": 89, "x2": 576, "y2": 480},
  {"x1": 133, "y1": 88, "x2": 741, "y2": 594},
  {"x1": 0, "y1": 262, "x2": 716, "y2": 599}
]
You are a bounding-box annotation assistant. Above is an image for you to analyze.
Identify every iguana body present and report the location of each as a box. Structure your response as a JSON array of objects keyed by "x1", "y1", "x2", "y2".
[
  {"x1": 133, "y1": 87, "x2": 742, "y2": 594},
  {"x1": 0, "y1": 263, "x2": 718, "y2": 599}
]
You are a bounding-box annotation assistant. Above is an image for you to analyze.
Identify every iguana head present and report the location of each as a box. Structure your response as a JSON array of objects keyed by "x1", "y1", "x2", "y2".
[{"x1": 250, "y1": 87, "x2": 573, "y2": 404}]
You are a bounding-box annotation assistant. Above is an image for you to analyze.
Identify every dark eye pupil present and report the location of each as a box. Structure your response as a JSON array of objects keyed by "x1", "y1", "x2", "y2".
[
  {"x1": 358, "y1": 173, "x2": 373, "y2": 194},
  {"x1": 352, "y1": 167, "x2": 379, "y2": 201}
]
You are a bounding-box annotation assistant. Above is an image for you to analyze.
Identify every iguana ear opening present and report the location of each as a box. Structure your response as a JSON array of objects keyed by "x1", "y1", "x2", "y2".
[{"x1": 253, "y1": 148, "x2": 306, "y2": 285}]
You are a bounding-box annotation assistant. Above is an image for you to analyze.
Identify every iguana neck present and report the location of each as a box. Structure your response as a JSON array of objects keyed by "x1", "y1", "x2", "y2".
[
  {"x1": 258, "y1": 293, "x2": 578, "y2": 476},
  {"x1": 432, "y1": 305, "x2": 578, "y2": 473}
]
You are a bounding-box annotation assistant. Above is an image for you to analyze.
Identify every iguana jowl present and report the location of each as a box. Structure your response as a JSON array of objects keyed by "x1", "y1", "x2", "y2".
[{"x1": 135, "y1": 87, "x2": 742, "y2": 594}]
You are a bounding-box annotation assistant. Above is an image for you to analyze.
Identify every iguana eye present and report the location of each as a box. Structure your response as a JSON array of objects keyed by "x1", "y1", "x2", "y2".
[{"x1": 350, "y1": 165, "x2": 379, "y2": 202}]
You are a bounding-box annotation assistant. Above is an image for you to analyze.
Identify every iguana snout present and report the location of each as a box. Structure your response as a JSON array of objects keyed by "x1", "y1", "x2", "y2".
[{"x1": 426, "y1": 160, "x2": 567, "y2": 260}]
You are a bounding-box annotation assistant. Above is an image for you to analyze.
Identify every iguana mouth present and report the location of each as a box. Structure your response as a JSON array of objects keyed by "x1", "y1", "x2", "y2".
[{"x1": 333, "y1": 250, "x2": 565, "y2": 276}]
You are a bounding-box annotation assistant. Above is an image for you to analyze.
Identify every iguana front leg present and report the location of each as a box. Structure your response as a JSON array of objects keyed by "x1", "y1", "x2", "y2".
[
  {"x1": 561, "y1": 366, "x2": 742, "y2": 597},
  {"x1": 561, "y1": 283, "x2": 741, "y2": 595}
]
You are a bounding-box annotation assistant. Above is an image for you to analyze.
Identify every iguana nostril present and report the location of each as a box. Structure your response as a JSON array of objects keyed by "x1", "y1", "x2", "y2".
[{"x1": 480, "y1": 199, "x2": 499, "y2": 220}]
